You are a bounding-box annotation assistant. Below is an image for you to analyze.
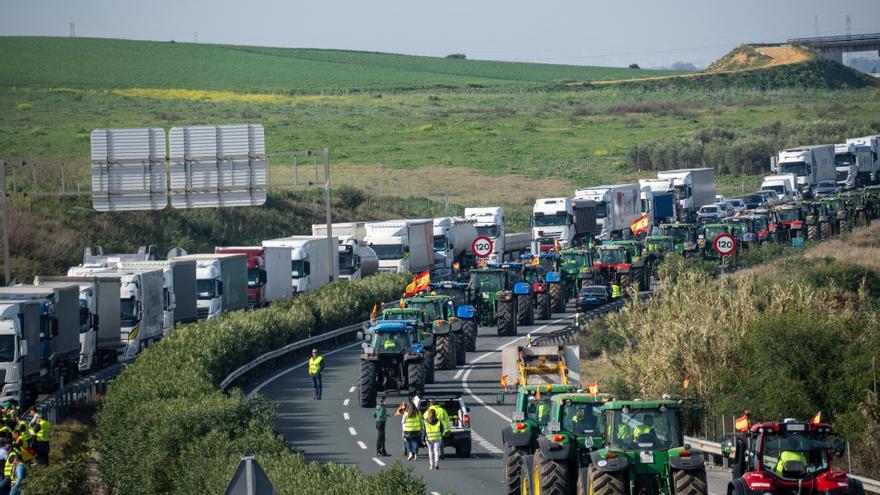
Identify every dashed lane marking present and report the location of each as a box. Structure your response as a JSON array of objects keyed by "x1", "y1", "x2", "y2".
[
  {"x1": 343, "y1": 412, "x2": 350, "y2": 420},
  {"x1": 357, "y1": 441, "x2": 367, "y2": 450},
  {"x1": 453, "y1": 369, "x2": 464, "y2": 380},
  {"x1": 343, "y1": 398, "x2": 350, "y2": 406},
  {"x1": 349, "y1": 427, "x2": 357, "y2": 436},
  {"x1": 349, "y1": 386, "x2": 356, "y2": 393},
  {"x1": 471, "y1": 430, "x2": 504, "y2": 455},
  {"x1": 372, "y1": 457, "x2": 386, "y2": 467}
]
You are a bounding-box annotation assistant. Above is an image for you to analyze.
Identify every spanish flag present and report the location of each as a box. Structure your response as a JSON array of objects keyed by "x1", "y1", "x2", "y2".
[
  {"x1": 811, "y1": 411, "x2": 822, "y2": 425},
  {"x1": 404, "y1": 271, "x2": 431, "y2": 297},
  {"x1": 370, "y1": 303, "x2": 379, "y2": 320},
  {"x1": 500, "y1": 375, "x2": 509, "y2": 389},
  {"x1": 630, "y1": 213, "x2": 650, "y2": 235},
  {"x1": 587, "y1": 382, "x2": 599, "y2": 395},
  {"x1": 734, "y1": 414, "x2": 750, "y2": 432}
]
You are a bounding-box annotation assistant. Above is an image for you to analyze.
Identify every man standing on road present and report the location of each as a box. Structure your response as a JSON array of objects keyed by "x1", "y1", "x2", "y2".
[
  {"x1": 308, "y1": 348, "x2": 325, "y2": 400},
  {"x1": 373, "y1": 398, "x2": 389, "y2": 457}
]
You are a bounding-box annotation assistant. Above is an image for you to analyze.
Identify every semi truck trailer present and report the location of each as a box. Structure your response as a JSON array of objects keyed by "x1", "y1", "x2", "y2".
[
  {"x1": 0, "y1": 300, "x2": 41, "y2": 405},
  {"x1": 574, "y1": 183, "x2": 641, "y2": 240},
  {"x1": 262, "y1": 236, "x2": 339, "y2": 292},
  {"x1": 656, "y1": 168, "x2": 716, "y2": 222},
  {"x1": 311, "y1": 223, "x2": 379, "y2": 281},
  {"x1": 363, "y1": 220, "x2": 434, "y2": 273},
  {"x1": 215, "y1": 247, "x2": 291, "y2": 307},
  {"x1": 774, "y1": 145, "x2": 835, "y2": 198},
  {"x1": 118, "y1": 259, "x2": 198, "y2": 332},
  {"x1": 531, "y1": 198, "x2": 598, "y2": 252},
  {"x1": 172, "y1": 254, "x2": 248, "y2": 320},
  {"x1": 432, "y1": 217, "x2": 478, "y2": 273}
]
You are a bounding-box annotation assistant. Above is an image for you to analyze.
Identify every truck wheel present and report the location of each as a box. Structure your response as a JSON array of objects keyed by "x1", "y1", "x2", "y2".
[
  {"x1": 463, "y1": 320, "x2": 478, "y2": 352},
  {"x1": 435, "y1": 334, "x2": 455, "y2": 370},
  {"x1": 534, "y1": 448, "x2": 570, "y2": 495},
  {"x1": 549, "y1": 283, "x2": 565, "y2": 313},
  {"x1": 424, "y1": 349, "x2": 435, "y2": 384},
  {"x1": 589, "y1": 465, "x2": 626, "y2": 495},
  {"x1": 821, "y1": 222, "x2": 831, "y2": 240},
  {"x1": 517, "y1": 294, "x2": 534, "y2": 326},
  {"x1": 497, "y1": 300, "x2": 516, "y2": 336},
  {"x1": 807, "y1": 225, "x2": 818, "y2": 241},
  {"x1": 358, "y1": 360, "x2": 377, "y2": 408},
  {"x1": 407, "y1": 360, "x2": 425, "y2": 394},
  {"x1": 536, "y1": 292, "x2": 551, "y2": 320},
  {"x1": 673, "y1": 469, "x2": 708, "y2": 495},
  {"x1": 504, "y1": 444, "x2": 525, "y2": 495},
  {"x1": 454, "y1": 331, "x2": 467, "y2": 366}
]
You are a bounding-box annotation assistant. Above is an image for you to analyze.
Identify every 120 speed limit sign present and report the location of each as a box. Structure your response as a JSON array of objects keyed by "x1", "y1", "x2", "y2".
[
  {"x1": 713, "y1": 233, "x2": 736, "y2": 256},
  {"x1": 472, "y1": 236, "x2": 494, "y2": 258}
]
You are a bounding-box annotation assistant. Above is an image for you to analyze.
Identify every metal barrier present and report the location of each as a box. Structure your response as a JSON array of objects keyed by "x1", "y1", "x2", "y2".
[{"x1": 34, "y1": 363, "x2": 126, "y2": 423}]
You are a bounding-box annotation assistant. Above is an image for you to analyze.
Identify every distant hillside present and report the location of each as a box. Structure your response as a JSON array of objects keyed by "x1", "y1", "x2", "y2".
[{"x1": 0, "y1": 36, "x2": 680, "y2": 93}]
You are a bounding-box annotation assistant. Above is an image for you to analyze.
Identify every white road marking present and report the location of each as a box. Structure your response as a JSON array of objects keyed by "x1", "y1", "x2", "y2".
[
  {"x1": 471, "y1": 430, "x2": 504, "y2": 454},
  {"x1": 372, "y1": 457, "x2": 386, "y2": 466},
  {"x1": 453, "y1": 368, "x2": 464, "y2": 380},
  {"x1": 343, "y1": 412, "x2": 350, "y2": 421},
  {"x1": 349, "y1": 427, "x2": 357, "y2": 436},
  {"x1": 357, "y1": 441, "x2": 367, "y2": 450},
  {"x1": 247, "y1": 341, "x2": 362, "y2": 398},
  {"x1": 343, "y1": 398, "x2": 350, "y2": 406},
  {"x1": 431, "y1": 492, "x2": 442, "y2": 495},
  {"x1": 349, "y1": 386, "x2": 356, "y2": 393}
]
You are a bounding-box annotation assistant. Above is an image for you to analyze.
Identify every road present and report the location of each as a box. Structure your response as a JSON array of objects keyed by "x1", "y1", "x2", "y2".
[{"x1": 245, "y1": 303, "x2": 731, "y2": 495}]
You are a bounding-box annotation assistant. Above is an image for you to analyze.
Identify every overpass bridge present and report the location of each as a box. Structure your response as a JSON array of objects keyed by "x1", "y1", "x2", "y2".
[{"x1": 788, "y1": 33, "x2": 880, "y2": 63}]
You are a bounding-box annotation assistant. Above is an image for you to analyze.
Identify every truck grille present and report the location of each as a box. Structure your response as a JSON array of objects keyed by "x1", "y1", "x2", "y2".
[
  {"x1": 197, "y1": 307, "x2": 210, "y2": 320},
  {"x1": 541, "y1": 232, "x2": 562, "y2": 238},
  {"x1": 837, "y1": 170, "x2": 849, "y2": 181},
  {"x1": 247, "y1": 294, "x2": 258, "y2": 306}
]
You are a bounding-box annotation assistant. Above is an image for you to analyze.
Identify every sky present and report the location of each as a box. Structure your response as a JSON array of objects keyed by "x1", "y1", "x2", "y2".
[{"x1": 2, "y1": 0, "x2": 879, "y2": 68}]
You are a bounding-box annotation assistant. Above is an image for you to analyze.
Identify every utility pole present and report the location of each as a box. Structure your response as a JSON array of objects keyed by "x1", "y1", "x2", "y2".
[
  {"x1": 69, "y1": 22, "x2": 75, "y2": 38},
  {"x1": 814, "y1": 15, "x2": 818, "y2": 36},
  {"x1": 321, "y1": 148, "x2": 334, "y2": 283},
  {"x1": 1, "y1": 161, "x2": 10, "y2": 286}
]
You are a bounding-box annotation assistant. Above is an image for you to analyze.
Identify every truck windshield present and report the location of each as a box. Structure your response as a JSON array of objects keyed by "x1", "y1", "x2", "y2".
[
  {"x1": 607, "y1": 407, "x2": 683, "y2": 450},
  {"x1": 835, "y1": 153, "x2": 855, "y2": 166},
  {"x1": 0, "y1": 335, "x2": 13, "y2": 362},
  {"x1": 338, "y1": 251, "x2": 355, "y2": 275},
  {"x1": 534, "y1": 213, "x2": 568, "y2": 227},
  {"x1": 372, "y1": 244, "x2": 405, "y2": 261},
  {"x1": 433, "y1": 236, "x2": 446, "y2": 252},
  {"x1": 247, "y1": 268, "x2": 262, "y2": 288},
  {"x1": 120, "y1": 296, "x2": 138, "y2": 325},
  {"x1": 562, "y1": 402, "x2": 603, "y2": 436},
  {"x1": 291, "y1": 260, "x2": 309, "y2": 278},
  {"x1": 594, "y1": 202, "x2": 608, "y2": 218},
  {"x1": 475, "y1": 225, "x2": 499, "y2": 238},
  {"x1": 196, "y1": 279, "x2": 217, "y2": 300},
  {"x1": 676, "y1": 184, "x2": 692, "y2": 200},
  {"x1": 780, "y1": 161, "x2": 809, "y2": 177},
  {"x1": 79, "y1": 300, "x2": 90, "y2": 333},
  {"x1": 760, "y1": 432, "x2": 830, "y2": 475}
]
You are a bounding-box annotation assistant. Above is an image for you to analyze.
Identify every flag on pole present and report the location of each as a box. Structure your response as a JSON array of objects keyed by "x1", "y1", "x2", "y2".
[
  {"x1": 404, "y1": 271, "x2": 431, "y2": 297},
  {"x1": 735, "y1": 411, "x2": 751, "y2": 432},
  {"x1": 535, "y1": 387, "x2": 541, "y2": 401},
  {"x1": 500, "y1": 375, "x2": 509, "y2": 390},
  {"x1": 399, "y1": 296, "x2": 405, "y2": 309},
  {"x1": 630, "y1": 213, "x2": 650, "y2": 235},
  {"x1": 811, "y1": 411, "x2": 822, "y2": 424},
  {"x1": 683, "y1": 373, "x2": 691, "y2": 391},
  {"x1": 370, "y1": 303, "x2": 379, "y2": 320},
  {"x1": 587, "y1": 382, "x2": 599, "y2": 395},
  {"x1": 553, "y1": 239, "x2": 560, "y2": 253}
]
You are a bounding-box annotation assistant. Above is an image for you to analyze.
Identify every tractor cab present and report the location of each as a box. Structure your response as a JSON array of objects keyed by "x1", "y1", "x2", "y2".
[
  {"x1": 368, "y1": 322, "x2": 415, "y2": 354},
  {"x1": 645, "y1": 236, "x2": 674, "y2": 255},
  {"x1": 608, "y1": 240, "x2": 644, "y2": 262},
  {"x1": 426, "y1": 281, "x2": 469, "y2": 307},
  {"x1": 594, "y1": 244, "x2": 632, "y2": 267},
  {"x1": 771, "y1": 205, "x2": 805, "y2": 242},
  {"x1": 698, "y1": 223, "x2": 732, "y2": 256},
  {"x1": 659, "y1": 223, "x2": 699, "y2": 255},
  {"x1": 558, "y1": 249, "x2": 594, "y2": 297},
  {"x1": 358, "y1": 321, "x2": 427, "y2": 407},
  {"x1": 381, "y1": 307, "x2": 431, "y2": 342}
]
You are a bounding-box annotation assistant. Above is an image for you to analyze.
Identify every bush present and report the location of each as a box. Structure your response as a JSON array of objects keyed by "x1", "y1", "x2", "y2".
[
  {"x1": 94, "y1": 273, "x2": 419, "y2": 495},
  {"x1": 24, "y1": 454, "x2": 90, "y2": 495}
]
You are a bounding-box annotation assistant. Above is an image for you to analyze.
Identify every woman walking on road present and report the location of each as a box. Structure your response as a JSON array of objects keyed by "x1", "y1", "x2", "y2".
[
  {"x1": 423, "y1": 408, "x2": 445, "y2": 470},
  {"x1": 402, "y1": 402, "x2": 422, "y2": 460}
]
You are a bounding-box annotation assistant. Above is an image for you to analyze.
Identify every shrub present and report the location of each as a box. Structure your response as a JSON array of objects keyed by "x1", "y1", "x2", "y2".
[{"x1": 24, "y1": 454, "x2": 90, "y2": 495}]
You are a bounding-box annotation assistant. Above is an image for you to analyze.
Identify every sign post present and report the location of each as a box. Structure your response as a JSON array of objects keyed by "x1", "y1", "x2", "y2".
[{"x1": 472, "y1": 236, "x2": 494, "y2": 259}]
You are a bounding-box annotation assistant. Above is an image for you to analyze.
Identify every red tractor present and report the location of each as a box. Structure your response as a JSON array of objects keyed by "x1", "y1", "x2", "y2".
[{"x1": 724, "y1": 419, "x2": 864, "y2": 495}]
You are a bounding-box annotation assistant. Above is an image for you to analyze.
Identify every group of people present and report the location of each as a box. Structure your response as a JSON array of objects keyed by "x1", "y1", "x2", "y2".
[
  {"x1": 374, "y1": 398, "x2": 451, "y2": 471},
  {"x1": 0, "y1": 403, "x2": 52, "y2": 494}
]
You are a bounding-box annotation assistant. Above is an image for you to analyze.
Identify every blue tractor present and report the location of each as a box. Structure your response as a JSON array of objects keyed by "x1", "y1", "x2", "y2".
[{"x1": 357, "y1": 321, "x2": 428, "y2": 408}]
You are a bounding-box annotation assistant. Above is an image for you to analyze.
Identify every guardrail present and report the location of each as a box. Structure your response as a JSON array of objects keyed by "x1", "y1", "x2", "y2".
[{"x1": 34, "y1": 362, "x2": 125, "y2": 423}]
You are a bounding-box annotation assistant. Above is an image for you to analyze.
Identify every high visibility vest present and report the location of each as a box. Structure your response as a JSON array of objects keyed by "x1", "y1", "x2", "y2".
[
  {"x1": 536, "y1": 404, "x2": 549, "y2": 422},
  {"x1": 36, "y1": 420, "x2": 51, "y2": 442},
  {"x1": 9, "y1": 463, "x2": 23, "y2": 484},
  {"x1": 383, "y1": 340, "x2": 397, "y2": 350},
  {"x1": 633, "y1": 425, "x2": 654, "y2": 439},
  {"x1": 424, "y1": 419, "x2": 444, "y2": 441},
  {"x1": 403, "y1": 414, "x2": 422, "y2": 432},
  {"x1": 611, "y1": 285, "x2": 621, "y2": 299},
  {"x1": 3, "y1": 459, "x2": 12, "y2": 478},
  {"x1": 429, "y1": 405, "x2": 451, "y2": 431},
  {"x1": 616, "y1": 424, "x2": 630, "y2": 441},
  {"x1": 776, "y1": 451, "x2": 808, "y2": 475},
  {"x1": 308, "y1": 356, "x2": 324, "y2": 375}
]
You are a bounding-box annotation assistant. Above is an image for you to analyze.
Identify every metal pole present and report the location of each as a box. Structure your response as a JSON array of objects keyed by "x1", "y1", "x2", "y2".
[
  {"x1": 322, "y1": 148, "x2": 334, "y2": 283},
  {"x1": 0, "y1": 161, "x2": 9, "y2": 286},
  {"x1": 60, "y1": 162, "x2": 66, "y2": 192}
]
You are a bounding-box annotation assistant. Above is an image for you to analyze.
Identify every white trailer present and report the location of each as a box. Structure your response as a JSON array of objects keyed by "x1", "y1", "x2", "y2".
[
  {"x1": 173, "y1": 254, "x2": 248, "y2": 319},
  {"x1": 432, "y1": 217, "x2": 478, "y2": 274},
  {"x1": 464, "y1": 207, "x2": 505, "y2": 262},
  {"x1": 311, "y1": 223, "x2": 378, "y2": 281},
  {"x1": 0, "y1": 300, "x2": 41, "y2": 405},
  {"x1": 656, "y1": 168, "x2": 716, "y2": 222},
  {"x1": 262, "y1": 236, "x2": 339, "y2": 292},
  {"x1": 363, "y1": 220, "x2": 434, "y2": 273},
  {"x1": 775, "y1": 145, "x2": 835, "y2": 197},
  {"x1": 214, "y1": 247, "x2": 292, "y2": 306},
  {"x1": 119, "y1": 259, "x2": 198, "y2": 332},
  {"x1": 761, "y1": 174, "x2": 799, "y2": 202},
  {"x1": 846, "y1": 135, "x2": 880, "y2": 186},
  {"x1": 574, "y1": 183, "x2": 641, "y2": 240}
]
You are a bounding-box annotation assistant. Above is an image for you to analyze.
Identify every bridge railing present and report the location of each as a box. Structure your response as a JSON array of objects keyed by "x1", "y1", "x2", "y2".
[{"x1": 789, "y1": 33, "x2": 880, "y2": 44}]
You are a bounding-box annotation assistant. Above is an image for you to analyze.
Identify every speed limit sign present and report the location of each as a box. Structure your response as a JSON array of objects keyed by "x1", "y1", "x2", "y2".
[
  {"x1": 713, "y1": 233, "x2": 736, "y2": 256},
  {"x1": 472, "y1": 236, "x2": 494, "y2": 258}
]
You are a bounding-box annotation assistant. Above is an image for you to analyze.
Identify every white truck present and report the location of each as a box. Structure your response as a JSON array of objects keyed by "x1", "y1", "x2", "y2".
[
  {"x1": 656, "y1": 168, "x2": 716, "y2": 222},
  {"x1": 432, "y1": 217, "x2": 478, "y2": 274},
  {"x1": 34, "y1": 275, "x2": 121, "y2": 372},
  {"x1": 761, "y1": 174, "x2": 799, "y2": 202},
  {"x1": 639, "y1": 179, "x2": 678, "y2": 229},
  {"x1": 214, "y1": 247, "x2": 292, "y2": 307},
  {"x1": 531, "y1": 198, "x2": 598, "y2": 251},
  {"x1": 834, "y1": 143, "x2": 859, "y2": 190},
  {"x1": 311, "y1": 223, "x2": 379, "y2": 281},
  {"x1": 82, "y1": 245, "x2": 155, "y2": 265},
  {"x1": 774, "y1": 145, "x2": 835, "y2": 198},
  {"x1": 0, "y1": 300, "x2": 41, "y2": 405},
  {"x1": 844, "y1": 135, "x2": 880, "y2": 187},
  {"x1": 263, "y1": 236, "x2": 339, "y2": 292},
  {"x1": 363, "y1": 220, "x2": 434, "y2": 273},
  {"x1": 118, "y1": 259, "x2": 198, "y2": 332},
  {"x1": 574, "y1": 184, "x2": 642, "y2": 240},
  {"x1": 172, "y1": 254, "x2": 247, "y2": 319},
  {"x1": 464, "y1": 207, "x2": 506, "y2": 262}
]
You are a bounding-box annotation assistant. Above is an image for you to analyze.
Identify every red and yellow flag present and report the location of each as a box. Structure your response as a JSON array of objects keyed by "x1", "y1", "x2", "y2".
[
  {"x1": 587, "y1": 382, "x2": 599, "y2": 395},
  {"x1": 811, "y1": 411, "x2": 822, "y2": 425},
  {"x1": 370, "y1": 303, "x2": 379, "y2": 320},
  {"x1": 630, "y1": 213, "x2": 650, "y2": 235},
  {"x1": 500, "y1": 375, "x2": 509, "y2": 389},
  {"x1": 404, "y1": 271, "x2": 431, "y2": 297},
  {"x1": 399, "y1": 296, "x2": 405, "y2": 308},
  {"x1": 683, "y1": 373, "x2": 691, "y2": 391},
  {"x1": 735, "y1": 414, "x2": 750, "y2": 432},
  {"x1": 535, "y1": 387, "x2": 541, "y2": 401}
]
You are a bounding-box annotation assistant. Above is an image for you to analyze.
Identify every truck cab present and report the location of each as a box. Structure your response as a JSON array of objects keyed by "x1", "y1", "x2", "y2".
[
  {"x1": 834, "y1": 143, "x2": 858, "y2": 190},
  {"x1": 0, "y1": 301, "x2": 40, "y2": 405},
  {"x1": 465, "y1": 207, "x2": 506, "y2": 262}
]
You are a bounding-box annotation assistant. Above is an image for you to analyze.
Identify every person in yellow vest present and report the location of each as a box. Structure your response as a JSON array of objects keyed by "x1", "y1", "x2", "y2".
[
  {"x1": 611, "y1": 283, "x2": 621, "y2": 300},
  {"x1": 402, "y1": 402, "x2": 423, "y2": 461},
  {"x1": 426, "y1": 400, "x2": 452, "y2": 460},
  {"x1": 7, "y1": 454, "x2": 23, "y2": 495},
  {"x1": 632, "y1": 415, "x2": 656, "y2": 443},
  {"x1": 30, "y1": 413, "x2": 50, "y2": 466},
  {"x1": 423, "y1": 408, "x2": 445, "y2": 470},
  {"x1": 775, "y1": 450, "x2": 809, "y2": 476},
  {"x1": 308, "y1": 348, "x2": 325, "y2": 400},
  {"x1": 0, "y1": 453, "x2": 15, "y2": 495}
]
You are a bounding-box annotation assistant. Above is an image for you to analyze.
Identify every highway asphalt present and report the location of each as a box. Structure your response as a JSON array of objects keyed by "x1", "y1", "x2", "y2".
[{"x1": 244, "y1": 302, "x2": 732, "y2": 495}]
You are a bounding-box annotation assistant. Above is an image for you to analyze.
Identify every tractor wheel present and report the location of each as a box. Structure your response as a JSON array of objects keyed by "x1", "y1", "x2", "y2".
[
  {"x1": 358, "y1": 360, "x2": 377, "y2": 408},
  {"x1": 673, "y1": 469, "x2": 708, "y2": 495},
  {"x1": 463, "y1": 320, "x2": 478, "y2": 352},
  {"x1": 424, "y1": 349, "x2": 435, "y2": 384},
  {"x1": 534, "y1": 449, "x2": 570, "y2": 495},
  {"x1": 821, "y1": 222, "x2": 831, "y2": 240},
  {"x1": 840, "y1": 219, "x2": 849, "y2": 234},
  {"x1": 517, "y1": 294, "x2": 534, "y2": 326},
  {"x1": 619, "y1": 273, "x2": 631, "y2": 291},
  {"x1": 454, "y1": 331, "x2": 467, "y2": 366},
  {"x1": 588, "y1": 465, "x2": 626, "y2": 495},
  {"x1": 851, "y1": 478, "x2": 865, "y2": 495},
  {"x1": 435, "y1": 334, "x2": 455, "y2": 370},
  {"x1": 536, "y1": 292, "x2": 551, "y2": 320},
  {"x1": 497, "y1": 300, "x2": 517, "y2": 336},
  {"x1": 808, "y1": 225, "x2": 818, "y2": 241},
  {"x1": 638, "y1": 266, "x2": 649, "y2": 291},
  {"x1": 504, "y1": 444, "x2": 525, "y2": 495},
  {"x1": 549, "y1": 283, "x2": 565, "y2": 313},
  {"x1": 407, "y1": 360, "x2": 425, "y2": 395}
]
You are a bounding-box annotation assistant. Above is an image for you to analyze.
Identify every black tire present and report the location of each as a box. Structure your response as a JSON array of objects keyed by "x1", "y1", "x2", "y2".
[
  {"x1": 504, "y1": 444, "x2": 525, "y2": 495},
  {"x1": 424, "y1": 349, "x2": 435, "y2": 384},
  {"x1": 517, "y1": 294, "x2": 534, "y2": 326},
  {"x1": 673, "y1": 469, "x2": 708, "y2": 495},
  {"x1": 549, "y1": 283, "x2": 565, "y2": 313},
  {"x1": 637, "y1": 266, "x2": 649, "y2": 291},
  {"x1": 808, "y1": 224, "x2": 818, "y2": 241},
  {"x1": 463, "y1": 320, "x2": 478, "y2": 352},
  {"x1": 589, "y1": 465, "x2": 626, "y2": 495},
  {"x1": 358, "y1": 360, "x2": 377, "y2": 408},
  {"x1": 534, "y1": 448, "x2": 570, "y2": 495},
  {"x1": 619, "y1": 273, "x2": 631, "y2": 291},
  {"x1": 821, "y1": 222, "x2": 831, "y2": 240},
  {"x1": 851, "y1": 478, "x2": 865, "y2": 495},
  {"x1": 454, "y1": 330, "x2": 467, "y2": 366},
  {"x1": 840, "y1": 219, "x2": 849, "y2": 234},
  {"x1": 407, "y1": 360, "x2": 425, "y2": 394},
  {"x1": 537, "y1": 292, "x2": 551, "y2": 320},
  {"x1": 497, "y1": 300, "x2": 517, "y2": 336},
  {"x1": 435, "y1": 334, "x2": 455, "y2": 370}
]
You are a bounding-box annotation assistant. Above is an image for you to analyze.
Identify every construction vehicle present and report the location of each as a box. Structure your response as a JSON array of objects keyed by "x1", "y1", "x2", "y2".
[
  {"x1": 724, "y1": 419, "x2": 863, "y2": 495},
  {"x1": 502, "y1": 384, "x2": 579, "y2": 495},
  {"x1": 770, "y1": 205, "x2": 805, "y2": 243},
  {"x1": 570, "y1": 398, "x2": 707, "y2": 495},
  {"x1": 404, "y1": 295, "x2": 465, "y2": 369},
  {"x1": 357, "y1": 321, "x2": 427, "y2": 408},
  {"x1": 523, "y1": 392, "x2": 612, "y2": 495},
  {"x1": 468, "y1": 266, "x2": 525, "y2": 337},
  {"x1": 802, "y1": 201, "x2": 833, "y2": 241},
  {"x1": 423, "y1": 281, "x2": 479, "y2": 352},
  {"x1": 592, "y1": 244, "x2": 647, "y2": 292},
  {"x1": 557, "y1": 249, "x2": 594, "y2": 301},
  {"x1": 380, "y1": 307, "x2": 435, "y2": 384}
]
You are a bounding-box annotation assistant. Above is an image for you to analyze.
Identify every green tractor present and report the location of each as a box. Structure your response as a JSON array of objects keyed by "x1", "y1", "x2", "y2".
[
  {"x1": 467, "y1": 266, "x2": 523, "y2": 336},
  {"x1": 557, "y1": 249, "x2": 594, "y2": 301},
  {"x1": 357, "y1": 322, "x2": 428, "y2": 408},
  {"x1": 643, "y1": 236, "x2": 674, "y2": 277},
  {"x1": 592, "y1": 244, "x2": 648, "y2": 292},
  {"x1": 380, "y1": 307, "x2": 435, "y2": 384},
  {"x1": 531, "y1": 253, "x2": 566, "y2": 313},
  {"x1": 802, "y1": 201, "x2": 832, "y2": 241},
  {"x1": 721, "y1": 218, "x2": 757, "y2": 251},
  {"x1": 521, "y1": 392, "x2": 609, "y2": 494},
  {"x1": 583, "y1": 399, "x2": 707, "y2": 495},
  {"x1": 426, "y1": 281, "x2": 479, "y2": 352},
  {"x1": 840, "y1": 191, "x2": 870, "y2": 227},
  {"x1": 403, "y1": 295, "x2": 466, "y2": 369},
  {"x1": 863, "y1": 185, "x2": 880, "y2": 220},
  {"x1": 747, "y1": 210, "x2": 775, "y2": 245},
  {"x1": 820, "y1": 197, "x2": 849, "y2": 235},
  {"x1": 521, "y1": 263, "x2": 552, "y2": 321},
  {"x1": 502, "y1": 384, "x2": 580, "y2": 495},
  {"x1": 658, "y1": 223, "x2": 699, "y2": 257},
  {"x1": 698, "y1": 223, "x2": 736, "y2": 267}
]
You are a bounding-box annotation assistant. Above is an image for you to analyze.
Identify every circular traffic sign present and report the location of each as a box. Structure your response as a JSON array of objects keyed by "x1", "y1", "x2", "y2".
[
  {"x1": 472, "y1": 236, "x2": 494, "y2": 258},
  {"x1": 713, "y1": 233, "x2": 736, "y2": 256}
]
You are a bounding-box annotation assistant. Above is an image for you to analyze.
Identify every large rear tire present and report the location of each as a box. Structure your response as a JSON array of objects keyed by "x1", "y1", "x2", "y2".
[
  {"x1": 504, "y1": 444, "x2": 525, "y2": 495},
  {"x1": 517, "y1": 294, "x2": 534, "y2": 326},
  {"x1": 463, "y1": 320, "x2": 478, "y2": 352},
  {"x1": 534, "y1": 448, "x2": 570, "y2": 495},
  {"x1": 407, "y1": 360, "x2": 425, "y2": 395},
  {"x1": 424, "y1": 349, "x2": 435, "y2": 384},
  {"x1": 435, "y1": 334, "x2": 455, "y2": 370},
  {"x1": 821, "y1": 222, "x2": 831, "y2": 240},
  {"x1": 840, "y1": 219, "x2": 849, "y2": 234},
  {"x1": 454, "y1": 330, "x2": 466, "y2": 366},
  {"x1": 358, "y1": 360, "x2": 377, "y2": 408},
  {"x1": 497, "y1": 300, "x2": 517, "y2": 336},
  {"x1": 673, "y1": 469, "x2": 708, "y2": 495},
  {"x1": 589, "y1": 465, "x2": 626, "y2": 495},
  {"x1": 536, "y1": 292, "x2": 551, "y2": 320},
  {"x1": 549, "y1": 283, "x2": 565, "y2": 313}
]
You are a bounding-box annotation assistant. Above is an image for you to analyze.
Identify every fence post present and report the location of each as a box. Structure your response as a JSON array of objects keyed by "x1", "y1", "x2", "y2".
[
  {"x1": 60, "y1": 162, "x2": 66, "y2": 192},
  {"x1": 30, "y1": 162, "x2": 37, "y2": 195}
]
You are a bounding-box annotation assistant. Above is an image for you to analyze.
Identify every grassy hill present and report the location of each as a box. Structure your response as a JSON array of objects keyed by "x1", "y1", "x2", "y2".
[{"x1": 0, "y1": 36, "x2": 680, "y2": 93}]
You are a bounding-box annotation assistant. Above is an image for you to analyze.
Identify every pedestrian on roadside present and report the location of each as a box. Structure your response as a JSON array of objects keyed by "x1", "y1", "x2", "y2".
[
  {"x1": 29, "y1": 412, "x2": 50, "y2": 466},
  {"x1": 0, "y1": 453, "x2": 14, "y2": 495},
  {"x1": 423, "y1": 408, "x2": 445, "y2": 470},
  {"x1": 402, "y1": 402, "x2": 422, "y2": 460},
  {"x1": 7, "y1": 455, "x2": 23, "y2": 495},
  {"x1": 308, "y1": 348, "x2": 324, "y2": 400},
  {"x1": 373, "y1": 398, "x2": 389, "y2": 457}
]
